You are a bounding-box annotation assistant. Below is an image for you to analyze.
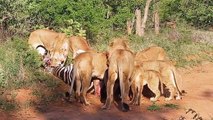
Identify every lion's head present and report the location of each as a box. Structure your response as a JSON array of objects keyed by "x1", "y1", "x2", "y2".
[{"x1": 49, "y1": 36, "x2": 69, "y2": 67}]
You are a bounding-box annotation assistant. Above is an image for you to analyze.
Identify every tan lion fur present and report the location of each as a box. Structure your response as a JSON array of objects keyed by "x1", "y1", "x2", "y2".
[
  {"x1": 69, "y1": 36, "x2": 94, "y2": 58},
  {"x1": 138, "y1": 60, "x2": 182, "y2": 101},
  {"x1": 135, "y1": 46, "x2": 169, "y2": 65},
  {"x1": 70, "y1": 51, "x2": 108, "y2": 105},
  {"x1": 28, "y1": 29, "x2": 69, "y2": 67},
  {"x1": 102, "y1": 38, "x2": 134, "y2": 111},
  {"x1": 131, "y1": 65, "x2": 161, "y2": 105}
]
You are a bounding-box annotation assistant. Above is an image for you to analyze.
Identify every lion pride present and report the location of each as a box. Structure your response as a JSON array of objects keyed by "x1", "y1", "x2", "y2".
[{"x1": 28, "y1": 29, "x2": 69, "y2": 67}]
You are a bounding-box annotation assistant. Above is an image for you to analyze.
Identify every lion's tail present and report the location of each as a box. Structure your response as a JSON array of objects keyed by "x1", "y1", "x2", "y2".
[
  {"x1": 118, "y1": 63, "x2": 124, "y2": 102},
  {"x1": 117, "y1": 62, "x2": 130, "y2": 112},
  {"x1": 171, "y1": 67, "x2": 183, "y2": 99},
  {"x1": 69, "y1": 64, "x2": 76, "y2": 96}
]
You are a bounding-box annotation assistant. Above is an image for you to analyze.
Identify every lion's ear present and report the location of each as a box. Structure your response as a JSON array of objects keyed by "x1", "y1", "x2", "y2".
[
  {"x1": 62, "y1": 42, "x2": 69, "y2": 50},
  {"x1": 109, "y1": 41, "x2": 114, "y2": 47},
  {"x1": 57, "y1": 33, "x2": 66, "y2": 40},
  {"x1": 102, "y1": 51, "x2": 109, "y2": 59},
  {"x1": 122, "y1": 39, "x2": 130, "y2": 49}
]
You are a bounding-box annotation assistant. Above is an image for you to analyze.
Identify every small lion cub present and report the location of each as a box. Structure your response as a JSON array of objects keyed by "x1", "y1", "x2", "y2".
[{"x1": 130, "y1": 65, "x2": 161, "y2": 105}]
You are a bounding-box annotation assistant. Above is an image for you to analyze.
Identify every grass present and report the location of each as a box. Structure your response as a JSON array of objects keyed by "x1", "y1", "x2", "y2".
[
  {"x1": 0, "y1": 98, "x2": 17, "y2": 111},
  {"x1": 147, "y1": 102, "x2": 161, "y2": 111},
  {"x1": 147, "y1": 103, "x2": 180, "y2": 111},
  {"x1": 163, "y1": 103, "x2": 179, "y2": 109}
]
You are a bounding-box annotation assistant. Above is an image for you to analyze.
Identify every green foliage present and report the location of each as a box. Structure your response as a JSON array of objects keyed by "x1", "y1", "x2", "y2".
[
  {"x1": 159, "y1": 0, "x2": 213, "y2": 29},
  {"x1": 0, "y1": 66, "x2": 6, "y2": 88},
  {"x1": 0, "y1": 0, "x2": 29, "y2": 35},
  {"x1": 0, "y1": 98, "x2": 17, "y2": 111},
  {"x1": 33, "y1": 71, "x2": 59, "y2": 88},
  {"x1": 159, "y1": 0, "x2": 182, "y2": 22},
  {"x1": 0, "y1": 38, "x2": 43, "y2": 88},
  {"x1": 26, "y1": 0, "x2": 89, "y2": 37},
  {"x1": 147, "y1": 103, "x2": 179, "y2": 111},
  {"x1": 147, "y1": 102, "x2": 161, "y2": 111},
  {"x1": 59, "y1": 19, "x2": 86, "y2": 36},
  {"x1": 179, "y1": 0, "x2": 213, "y2": 29},
  {"x1": 1, "y1": 0, "x2": 212, "y2": 40},
  {"x1": 164, "y1": 103, "x2": 179, "y2": 109}
]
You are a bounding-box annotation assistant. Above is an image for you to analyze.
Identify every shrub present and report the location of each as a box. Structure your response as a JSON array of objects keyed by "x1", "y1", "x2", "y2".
[{"x1": 0, "y1": 38, "x2": 43, "y2": 88}]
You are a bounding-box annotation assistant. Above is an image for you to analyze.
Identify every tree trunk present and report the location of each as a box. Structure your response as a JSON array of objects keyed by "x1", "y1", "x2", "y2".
[
  {"x1": 154, "y1": 10, "x2": 160, "y2": 35},
  {"x1": 141, "y1": 0, "x2": 152, "y2": 36},
  {"x1": 126, "y1": 17, "x2": 135, "y2": 35},
  {"x1": 153, "y1": 0, "x2": 160, "y2": 35},
  {"x1": 126, "y1": 20, "x2": 132, "y2": 35},
  {"x1": 135, "y1": 7, "x2": 142, "y2": 36},
  {"x1": 0, "y1": 16, "x2": 9, "y2": 41}
]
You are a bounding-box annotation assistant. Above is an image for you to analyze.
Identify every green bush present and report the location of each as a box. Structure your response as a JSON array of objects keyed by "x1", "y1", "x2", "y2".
[
  {"x1": 0, "y1": 98, "x2": 17, "y2": 111},
  {"x1": 159, "y1": 0, "x2": 213, "y2": 29},
  {"x1": 0, "y1": 38, "x2": 43, "y2": 88}
]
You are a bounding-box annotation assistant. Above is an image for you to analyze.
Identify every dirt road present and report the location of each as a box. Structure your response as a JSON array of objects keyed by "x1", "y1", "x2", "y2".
[{"x1": 2, "y1": 62, "x2": 213, "y2": 120}]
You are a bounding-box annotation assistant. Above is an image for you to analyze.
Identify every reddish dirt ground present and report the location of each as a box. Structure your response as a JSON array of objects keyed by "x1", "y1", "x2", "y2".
[{"x1": 1, "y1": 62, "x2": 213, "y2": 120}]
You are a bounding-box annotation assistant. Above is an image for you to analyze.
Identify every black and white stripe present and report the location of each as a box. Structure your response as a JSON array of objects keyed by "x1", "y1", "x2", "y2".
[
  {"x1": 53, "y1": 64, "x2": 74, "y2": 86},
  {"x1": 52, "y1": 64, "x2": 94, "y2": 94}
]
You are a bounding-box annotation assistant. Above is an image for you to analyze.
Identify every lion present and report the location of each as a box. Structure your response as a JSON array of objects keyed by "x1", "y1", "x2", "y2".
[
  {"x1": 130, "y1": 65, "x2": 162, "y2": 105},
  {"x1": 28, "y1": 29, "x2": 69, "y2": 67},
  {"x1": 69, "y1": 36, "x2": 102, "y2": 96},
  {"x1": 134, "y1": 45, "x2": 170, "y2": 94},
  {"x1": 69, "y1": 36, "x2": 93, "y2": 58},
  {"x1": 70, "y1": 51, "x2": 108, "y2": 105},
  {"x1": 107, "y1": 37, "x2": 130, "y2": 58},
  {"x1": 135, "y1": 46, "x2": 169, "y2": 65},
  {"x1": 102, "y1": 38, "x2": 134, "y2": 112},
  {"x1": 138, "y1": 60, "x2": 182, "y2": 101}
]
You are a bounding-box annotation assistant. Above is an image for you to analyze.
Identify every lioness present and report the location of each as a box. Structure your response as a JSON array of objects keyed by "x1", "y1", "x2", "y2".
[
  {"x1": 69, "y1": 36, "x2": 93, "y2": 58},
  {"x1": 28, "y1": 29, "x2": 69, "y2": 67},
  {"x1": 70, "y1": 51, "x2": 108, "y2": 105},
  {"x1": 130, "y1": 65, "x2": 161, "y2": 105},
  {"x1": 135, "y1": 46, "x2": 169, "y2": 65},
  {"x1": 139, "y1": 60, "x2": 182, "y2": 101},
  {"x1": 102, "y1": 38, "x2": 134, "y2": 112},
  {"x1": 134, "y1": 46, "x2": 171, "y2": 95},
  {"x1": 107, "y1": 37, "x2": 130, "y2": 58}
]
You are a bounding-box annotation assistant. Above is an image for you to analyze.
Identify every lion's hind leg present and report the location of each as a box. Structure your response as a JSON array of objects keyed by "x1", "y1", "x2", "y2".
[
  {"x1": 164, "y1": 82, "x2": 175, "y2": 101},
  {"x1": 80, "y1": 72, "x2": 92, "y2": 105},
  {"x1": 102, "y1": 72, "x2": 117, "y2": 110},
  {"x1": 130, "y1": 80, "x2": 137, "y2": 105},
  {"x1": 147, "y1": 71, "x2": 161, "y2": 102}
]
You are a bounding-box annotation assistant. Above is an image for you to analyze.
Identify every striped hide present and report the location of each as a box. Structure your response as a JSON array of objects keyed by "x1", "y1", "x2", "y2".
[
  {"x1": 53, "y1": 64, "x2": 74, "y2": 86},
  {"x1": 52, "y1": 64, "x2": 94, "y2": 94}
]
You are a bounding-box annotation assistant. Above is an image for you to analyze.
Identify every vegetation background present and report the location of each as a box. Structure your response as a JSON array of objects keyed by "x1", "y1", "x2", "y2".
[{"x1": 0, "y1": 0, "x2": 213, "y2": 113}]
